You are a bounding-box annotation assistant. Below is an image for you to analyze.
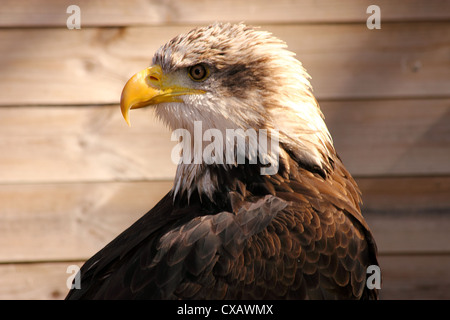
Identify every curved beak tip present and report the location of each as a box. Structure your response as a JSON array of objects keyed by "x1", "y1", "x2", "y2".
[
  {"x1": 123, "y1": 115, "x2": 131, "y2": 127},
  {"x1": 120, "y1": 96, "x2": 132, "y2": 126}
]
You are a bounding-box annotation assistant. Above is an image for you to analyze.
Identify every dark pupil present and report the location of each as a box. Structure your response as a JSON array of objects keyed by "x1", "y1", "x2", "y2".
[{"x1": 192, "y1": 65, "x2": 205, "y2": 79}]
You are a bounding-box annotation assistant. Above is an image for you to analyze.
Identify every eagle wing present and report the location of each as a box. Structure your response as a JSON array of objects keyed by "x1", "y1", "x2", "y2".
[
  {"x1": 65, "y1": 194, "x2": 288, "y2": 299},
  {"x1": 66, "y1": 168, "x2": 377, "y2": 300}
]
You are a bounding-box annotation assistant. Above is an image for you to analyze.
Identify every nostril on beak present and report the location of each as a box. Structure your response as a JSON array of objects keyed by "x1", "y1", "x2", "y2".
[{"x1": 146, "y1": 74, "x2": 161, "y2": 88}]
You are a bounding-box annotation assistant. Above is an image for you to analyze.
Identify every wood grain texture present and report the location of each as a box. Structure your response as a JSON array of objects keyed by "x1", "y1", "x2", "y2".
[
  {"x1": 358, "y1": 176, "x2": 450, "y2": 215},
  {"x1": 0, "y1": 261, "x2": 84, "y2": 300},
  {"x1": 1, "y1": 0, "x2": 449, "y2": 27},
  {"x1": 0, "y1": 106, "x2": 177, "y2": 183},
  {"x1": 0, "y1": 22, "x2": 448, "y2": 105},
  {"x1": 378, "y1": 255, "x2": 450, "y2": 300},
  {"x1": 323, "y1": 99, "x2": 450, "y2": 177},
  {"x1": 0, "y1": 181, "x2": 173, "y2": 262},
  {"x1": 0, "y1": 177, "x2": 448, "y2": 263}
]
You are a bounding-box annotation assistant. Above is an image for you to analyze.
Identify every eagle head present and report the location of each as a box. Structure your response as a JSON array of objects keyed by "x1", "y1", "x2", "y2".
[{"x1": 120, "y1": 23, "x2": 335, "y2": 199}]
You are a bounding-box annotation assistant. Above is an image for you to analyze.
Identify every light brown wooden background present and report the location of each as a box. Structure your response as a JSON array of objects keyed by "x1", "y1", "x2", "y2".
[{"x1": 0, "y1": 0, "x2": 449, "y2": 299}]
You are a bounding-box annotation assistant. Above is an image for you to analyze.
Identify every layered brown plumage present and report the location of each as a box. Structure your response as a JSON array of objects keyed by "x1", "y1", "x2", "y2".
[
  {"x1": 66, "y1": 23, "x2": 379, "y2": 300},
  {"x1": 66, "y1": 153, "x2": 378, "y2": 299}
]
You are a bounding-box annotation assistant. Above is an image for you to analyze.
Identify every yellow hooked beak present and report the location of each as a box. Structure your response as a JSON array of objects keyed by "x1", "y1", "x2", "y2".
[{"x1": 120, "y1": 65, "x2": 204, "y2": 126}]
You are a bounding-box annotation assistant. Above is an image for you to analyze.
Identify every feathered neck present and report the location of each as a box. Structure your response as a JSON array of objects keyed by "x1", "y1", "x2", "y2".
[{"x1": 170, "y1": 133, "x2": 336, "y2": 204}]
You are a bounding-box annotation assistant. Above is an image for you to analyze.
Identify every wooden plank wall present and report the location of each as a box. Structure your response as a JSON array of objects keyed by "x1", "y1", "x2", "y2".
[{"x1": 0, "y1": 0, "x2": 449, "y2": 299}]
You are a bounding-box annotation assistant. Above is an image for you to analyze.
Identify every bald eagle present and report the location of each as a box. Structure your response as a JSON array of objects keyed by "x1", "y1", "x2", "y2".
[{"x1": 66, "y1": 23, "x2": 379, "y2": 300}]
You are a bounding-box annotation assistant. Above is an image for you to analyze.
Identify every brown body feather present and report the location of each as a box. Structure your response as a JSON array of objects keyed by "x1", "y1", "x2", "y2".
[{"x1": 66, "y1": 152, "x2": 378, "y2": 299}]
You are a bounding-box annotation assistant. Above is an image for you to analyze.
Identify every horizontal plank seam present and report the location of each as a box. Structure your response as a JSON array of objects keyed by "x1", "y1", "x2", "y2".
[
  {"x1": 0, "y1": 259, "x2": 85, "y2": 266},
  {"x1": 378, "y1": 251, "x2": 450, "y2": 257},
  {"x1": 2, "y1": 173, "x2": 450, "y2": 186},
  {"x1": 1, "y1": 18, "x2": 450, "y2": 29},
  {"x1": 0, "y1": 179, "x2": 175, "y2": 186},
  {"x1": 0, "y1": 96, "x2": 449, "y2": 109},
  {"x1": 1, "y1": 251, "x2": 450, "y2": 266},
  {"x1": 2, "y1": 94, "x2": 450, "y2": 107}
]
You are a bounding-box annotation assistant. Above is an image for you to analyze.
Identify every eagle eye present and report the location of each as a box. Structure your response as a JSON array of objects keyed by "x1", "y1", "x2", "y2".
[{"x1": 188, "y1": 64, "x2": 209, "y2": 81}]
